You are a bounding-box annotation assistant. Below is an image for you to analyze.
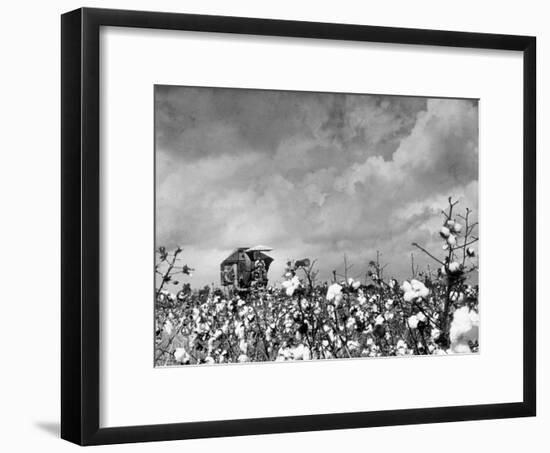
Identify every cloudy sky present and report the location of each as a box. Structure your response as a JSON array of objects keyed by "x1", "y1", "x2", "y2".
[{"x1": 155, "y1": 86, "x2": 478, "y2": 287}]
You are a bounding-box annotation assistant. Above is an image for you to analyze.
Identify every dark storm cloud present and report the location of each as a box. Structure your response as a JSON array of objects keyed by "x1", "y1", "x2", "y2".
[
  {"x1": 155, "y1": 86, "x2": 478, "y2": 286},
  {"x1": 155, "y1": 86, "x2": 426, "y2": 162}
]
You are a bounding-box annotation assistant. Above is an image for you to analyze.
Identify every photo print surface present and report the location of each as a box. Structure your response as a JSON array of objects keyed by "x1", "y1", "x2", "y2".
[{"x1": 154, "y1": 86, "x2": 479, "y2": 367}]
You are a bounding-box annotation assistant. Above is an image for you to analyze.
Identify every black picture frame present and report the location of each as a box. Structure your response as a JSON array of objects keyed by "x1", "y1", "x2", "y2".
[{"x1": 61, "y1": 7, "x2": 536, "y2": 446}]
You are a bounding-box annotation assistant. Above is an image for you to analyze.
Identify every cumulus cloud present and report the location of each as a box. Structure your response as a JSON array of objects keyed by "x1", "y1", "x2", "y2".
[{"x1": 155, "y1": 86, "x2": 478, "y2": 286}]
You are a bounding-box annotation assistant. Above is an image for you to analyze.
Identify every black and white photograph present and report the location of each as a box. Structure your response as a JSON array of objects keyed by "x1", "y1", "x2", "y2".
[
  {"x1": 0, "y1": 0, "x2": 542, "y2": 449},
  {"x1": 154, "y1": 86, "x2": 479, "y2": 366}
]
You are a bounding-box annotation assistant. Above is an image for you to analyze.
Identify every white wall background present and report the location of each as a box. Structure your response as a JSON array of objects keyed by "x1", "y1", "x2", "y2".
[{"x1": 0, "y1": 0, "x2": 547, "y2": 451}]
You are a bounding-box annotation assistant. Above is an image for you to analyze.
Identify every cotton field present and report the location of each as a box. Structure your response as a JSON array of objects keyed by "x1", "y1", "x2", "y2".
[{"x1": 154, "y1": 198, "x2": 479, "y2": 366}]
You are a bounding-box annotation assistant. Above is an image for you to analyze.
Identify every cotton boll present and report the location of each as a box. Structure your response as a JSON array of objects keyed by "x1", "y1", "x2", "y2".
[
  {"x1": 326, "y1": 283, "x2": 342, "y2": 301},
  {"x1": 446, "y1": 234, "x2": 457, "y2": 247},
  {"x1": 173, "y1": 348, "x2": 190, "y2": 364},
  {"x1": 451, "y1": 342, "x2": 472, "y2": 354},
  {"x1": 348, "y1": 277, "x2": 361, "y2": 290},
  {"x1": 403, "y1": 279, "x2": 429, "y2": 301},
  {"x1": 440, "y1": 226, "x2": 451, "y2": 238},
  {"x1": 411, "y1": 279, "x2": 429, "y2": 298},
  {"x1": 402, "y1": 281, "x2": 413, "y2": 302},
  {"x1": 408, "y1": 315, "x2": 419, "y2": 329},
  {"x1": 452, "y1": 223, "x2": 462, "y2": 234},
  {"x1": 449, "y1": 306, "x2": 479, "y2": 353},
  {"x1": 448, "y1": 261, "x2": 462, "y2": 273},
  {"x1": 416, "y1": 311, "x2": 427, "y2": 323},
  {"x1": 467, "y1": 247, "x2": 476, "y2": 257},
  {"x1": 282, "y1": 275, "x2": 301, "y2": 296},
  {"x1": 292, "y1": 344, "x2": 311, "y2": 360}
]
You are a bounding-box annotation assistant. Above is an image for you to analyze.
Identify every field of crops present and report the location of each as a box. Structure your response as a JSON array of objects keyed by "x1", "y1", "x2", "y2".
[{"x1": 154, "y1": 198, "x2": 479, "y2": 366}]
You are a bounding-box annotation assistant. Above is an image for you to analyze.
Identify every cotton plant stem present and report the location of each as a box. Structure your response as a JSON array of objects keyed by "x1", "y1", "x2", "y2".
[
  {"x1": 412, "y1": 300, "x2": 439, "y2": 330},
  {"x1": 461, "y1": 209, "x2": 471, "y2": 266},
  {"x1": 411, "y1": 242, "x2": 445, "y2": 266},
  {"x1": 156, "y1": 248, "x2": 182, "y2": 296}
]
